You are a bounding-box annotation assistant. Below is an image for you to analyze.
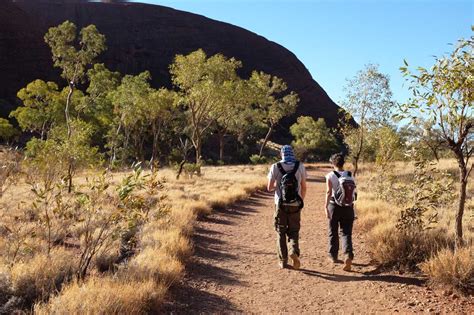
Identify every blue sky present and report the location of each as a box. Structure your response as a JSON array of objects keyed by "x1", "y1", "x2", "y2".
[{"x1": 133, "y1": 0, "x2": 472, "y2": 105}]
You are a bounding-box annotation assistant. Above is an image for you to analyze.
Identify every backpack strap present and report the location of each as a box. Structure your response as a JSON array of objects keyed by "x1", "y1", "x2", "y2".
[
  {"x1": 333, "y1": 170, "x2": 341, "y2": 178},
  {"x1": 276, "y1": 162, "x2": 286, "y2": 175},
  {"x1": 290, "y1": 161, "x2": 300, "y2": 175},
  {"x1": 347, "y1": 171, "x2": 352, "y2": 177}
]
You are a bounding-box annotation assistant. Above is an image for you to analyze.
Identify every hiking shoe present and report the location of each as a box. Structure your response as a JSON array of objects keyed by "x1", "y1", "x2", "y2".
[
  {"x1": 328, "y1": 255, "x2": 338, "y2": 263},
  {"x1": 278, "y1": 260, "x2": 288, "y2": 269},
  {"x1": 290, "y1": 253, "x2": 301, "y2": 270},
  {"x1": 343, "y1": 257, "x2": 352, "y2": 271}
]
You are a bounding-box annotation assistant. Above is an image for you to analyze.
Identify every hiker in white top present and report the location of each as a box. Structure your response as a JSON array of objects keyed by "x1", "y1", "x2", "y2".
[
  {"x1": 324, "y1": 153, "x2": 356, "y2": 272},
  {"x1": 267, "y1": 145, "x2": 307, "y2": 269}
]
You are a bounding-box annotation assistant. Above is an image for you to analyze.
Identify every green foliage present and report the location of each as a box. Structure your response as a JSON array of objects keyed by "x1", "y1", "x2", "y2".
[
  {"x1": 10, "y1": 80, "x2": 62, "y2": 137},
  {"x1": 340, "y1": 64, "x2": 395, "y2": 176},
  {"x1": 290, "y1": 116, "x2": 338, "y2": 161},
  {"x1": 248, "y1": 71, "x2": 299, "y2": 156},
  {"x1": 25, "y1": 119, "x2": 101, "y2": 185},
  {"x1": 170, "y1": 49, "x2": 243, "y2": 163},
  {"x1": 0, "y1": 118, "x2": 18, "y2": 142},
  {"x1": 182, "y1": 163, "x2": 202, "y2": 178},
  {"x1": 398, "y1": 30, "x2": 473, "y2": 247},
  {"x1": 81, "y1": 64, "x2": 122, "y2": 138},
  {"x1": 44, "y1": 21, "x2": 106, "y2": 84},
  {"x1": 400, "y1": 121, "x2": 448, "y2": 161},
  {"x1": 249, "y1": 154, "x2": 267, "y2": 165},
  {"x1": 370, "y1": 148, "x2": 454, "y2": 230}
]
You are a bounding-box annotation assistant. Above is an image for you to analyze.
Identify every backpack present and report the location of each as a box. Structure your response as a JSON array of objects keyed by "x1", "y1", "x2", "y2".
[
  {"x1": 277, "y1": 162, "x2": 303, "y2": 209},
  {"x1": 333, "y1": 171, "x2": 356, "y2": 207}
]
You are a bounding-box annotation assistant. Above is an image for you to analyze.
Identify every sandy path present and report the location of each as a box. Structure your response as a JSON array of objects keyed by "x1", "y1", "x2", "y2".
[{"x1": 163, "y1": 166, "x2": 473, "y2": 314}]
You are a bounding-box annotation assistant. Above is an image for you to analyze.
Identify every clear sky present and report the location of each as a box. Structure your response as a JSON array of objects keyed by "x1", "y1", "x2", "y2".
[{"x1": 131, "y1": 0, "x2": 472, "y2": 105}]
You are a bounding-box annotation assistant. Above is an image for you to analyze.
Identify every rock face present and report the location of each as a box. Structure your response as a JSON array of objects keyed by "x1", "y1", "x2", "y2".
[{"x1": 1, "y1": 0, "x2": 344, "y2": 139}]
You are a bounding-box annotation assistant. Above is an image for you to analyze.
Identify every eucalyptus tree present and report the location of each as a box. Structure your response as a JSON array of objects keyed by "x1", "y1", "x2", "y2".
[
  {"x1": 10, "y1": 80, "x2": 62, "y2": 139},
  {"x1": 147, "y1": 88, "x2": 177, "y2": 163},
  {"x1": 109, "y1": 71, "x2": 152, "y2": 163},
  {"x1": 170, "y1": 49, "x2": 242, "y2": 163},
  {"x1": 44, "y1": 20, "x2": 106, "y2": 139},
  {"x1": 398, "y1": 32, "x2": 473, "y2": 248},
  {"x1": 340, "y1": 64, "x2": 394, "y2": 176},
  {"x1": 213, "y1": 78, "x2": 255, "y2": 161},
  {"x1": 81, "y1": 63, "x2": 122, "y2": 143},
  {"x1": 248, "y1": 71, "x2": 299, "y2": 157},
  {"x1": 290, "y1": 116, "x2": 338, "y2": 161}
]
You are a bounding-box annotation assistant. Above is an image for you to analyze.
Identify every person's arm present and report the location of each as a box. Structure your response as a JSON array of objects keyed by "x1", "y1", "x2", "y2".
[
  {"x1": 267, "y1": 165, "x2": 276, "y2": 192},
  {"x1": 267, "y1": 178, "x2": 276, "y2": 192},
  {"x1": 324, "y1": 178, "x2": 332, "y2": 219},
  {"x1": 300, "y1": 177, "x2": 307, "y2": 200}
]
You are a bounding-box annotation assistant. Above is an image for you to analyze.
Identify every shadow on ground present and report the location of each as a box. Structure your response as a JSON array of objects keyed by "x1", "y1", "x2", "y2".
[
  {"x1": 300, "y1": 268, "x2": 425, "y2": 286},
  {"x1": 161, "y1": 191, "x2": 272, "y2": 313}
]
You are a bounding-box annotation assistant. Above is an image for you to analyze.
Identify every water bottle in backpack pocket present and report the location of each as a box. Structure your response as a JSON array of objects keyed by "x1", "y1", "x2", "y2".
[
  {"x1": 277, "y1": 161, "x2": 304, "y2": 211},
  {"x1": 333, "y1": 171, "x2": 356, "y2": 207}
]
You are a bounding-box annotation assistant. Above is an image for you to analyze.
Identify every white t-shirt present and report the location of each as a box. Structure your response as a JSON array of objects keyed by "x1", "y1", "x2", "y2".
[
  {"x1": 325, "y1": 170, "x2": 356, "y2": 199},
  {"x1": 267, "y1": 162, "x2": 307, "y2": 205}
]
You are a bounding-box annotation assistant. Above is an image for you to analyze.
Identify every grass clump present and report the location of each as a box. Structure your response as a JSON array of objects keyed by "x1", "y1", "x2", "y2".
[
  {"x1": 367, "y1": 226, "x2": 452, "y2": 270},
  {"x1": 421, "y1": 247, "x2": 474, "y2": 293},
  {"x1": 10, "y1": 248, "x2": 77, "y2": 306},
  {"x1": 35, "y1": 277, "x2": 165, "y2": 314}
]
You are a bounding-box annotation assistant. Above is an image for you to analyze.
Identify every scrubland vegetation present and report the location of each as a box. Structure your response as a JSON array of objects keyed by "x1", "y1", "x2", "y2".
[
  {"x1": 0, "y1": 18, "x2": 472, "y2": 312},
  {"x1": 356, "y1": 158, "x2": 473, "y2": 293},
  {"x1": 0, "y1": 154, "x2": 267, "y2": 313}
]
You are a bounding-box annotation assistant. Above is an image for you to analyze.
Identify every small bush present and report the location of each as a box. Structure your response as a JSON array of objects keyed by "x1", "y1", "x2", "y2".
[
  {"x1": 421, "y1": 247, "x2": 474, "y2": 293},
  {"x1": 367, "y1": 226, "x2": 453, "y2": 270},
  {"x1": 249, "y1": 154, "x2": 267, "y2": 165},
  {"x1": 10, "y1": 248, "x2": 77, "y2": 305},
  {"x1": 35, "y1": 277, "x2": 165, "y2": 314}
]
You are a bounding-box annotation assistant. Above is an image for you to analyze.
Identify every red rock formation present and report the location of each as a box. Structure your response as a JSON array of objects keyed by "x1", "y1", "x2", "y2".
[{"x1": 0, "y1": 0, "x2": 346, "y2": 140}]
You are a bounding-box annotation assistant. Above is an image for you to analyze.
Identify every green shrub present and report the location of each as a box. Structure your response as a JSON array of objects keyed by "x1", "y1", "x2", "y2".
[{"x1": 249, "y1": 154, "x2": 267, "y2": 165}]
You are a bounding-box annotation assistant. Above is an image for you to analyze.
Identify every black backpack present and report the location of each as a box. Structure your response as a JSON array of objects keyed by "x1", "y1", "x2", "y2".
[{"x1": 277, "y1": 161, "x2": 303, "y2": 209}]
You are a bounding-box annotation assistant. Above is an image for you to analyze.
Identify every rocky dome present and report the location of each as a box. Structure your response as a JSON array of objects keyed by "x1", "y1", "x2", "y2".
[{"x1": 0, "y1": 0, "x2": 345, "y2": 140}]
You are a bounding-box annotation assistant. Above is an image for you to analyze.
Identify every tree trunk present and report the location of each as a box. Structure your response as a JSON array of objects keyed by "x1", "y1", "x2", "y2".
[
  {"x1": 259, "y1": 125, "x2": 273, "y2": 158},
  {"x1": 218, "y1": 129, "x2": 225, "y2": 161},
  {"x1": 195, "y1": 138, "x2": 201, "y2": 164},
  {"x1": 110, "y1": 123, "x2": 121, "y2": 167},
  {"x1": 66, "y1": 84, "x2": 74, "y2": 192},
  {"x1": 66, "y1": 84, "x2": 74, "y2": 139},
  {"x1": 67, "y1": 162, "x2": 73, "y2": 193},
  {"x1": 352, "y1": 127, "x2": 364, "y2": 177},
  {"x1": 455, "y1": 152, "x2": 467, "y2": 249}
]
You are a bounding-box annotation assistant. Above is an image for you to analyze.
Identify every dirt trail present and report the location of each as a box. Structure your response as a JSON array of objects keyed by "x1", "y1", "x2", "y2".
[{"x1": 163, "y1": 167, "x2": 473, "y2": 314}]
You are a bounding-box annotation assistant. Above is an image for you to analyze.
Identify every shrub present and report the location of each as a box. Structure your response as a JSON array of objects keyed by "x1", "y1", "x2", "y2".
[
  {"x1": 249, "y1": 154, "x2": 267, "y2": 164},
  {"x1": 35, "y1": 277, "x2": 165, "y2": 314},
  {"x1": 367, "y1": 226, "x2": 453, "y2": 270},
  {"x1": 421, "y1": 247, "x2": 474, "y2": 293},
  {"x1": 10, "y1": 248, "x2": 77, "y2": 306},
  {"x1": 182, "y1": 163, "x2": 201, "y2": 178}
]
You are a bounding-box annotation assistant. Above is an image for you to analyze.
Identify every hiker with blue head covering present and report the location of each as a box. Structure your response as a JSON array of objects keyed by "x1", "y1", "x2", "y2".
[{"x1": 267, "y1": 145, "x2": 307, "y2": 269}]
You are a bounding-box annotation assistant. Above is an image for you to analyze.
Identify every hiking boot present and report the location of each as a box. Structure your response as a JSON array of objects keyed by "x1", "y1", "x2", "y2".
[
  {"x1": 278, "y1": 260, "x2": 288, "y2": 269},
  {"x1": 343, "y1": 257, "x2": 352, "y2": 271},
  {"x1": 290, "y1": 253, "x2": 300, "y2": 270},
  {"x1": 328, "y1": 255, "x2": 338, "y2": 263}
]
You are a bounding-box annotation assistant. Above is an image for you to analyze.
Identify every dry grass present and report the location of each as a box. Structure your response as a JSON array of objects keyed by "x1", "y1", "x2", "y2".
[
  {"x1": 10, "y1": 248, "x2": 77, "y2": 305},
  {"x1": 35, "y1": 277, "x2": 166, "y2": 314},
  {"x1": 356, "y1": 158, "x2": 473, "y2": 289},
  {"x1": 0, "y1": 163, "x2": 268, "y2": 312},
  {"x1": 421, "y1": 247, "x2": 474, "y2": 293}
]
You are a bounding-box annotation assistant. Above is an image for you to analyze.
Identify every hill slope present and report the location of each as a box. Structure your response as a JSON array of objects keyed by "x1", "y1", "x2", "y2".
[{"x1": 1, "y1": 0, "x2": 344, "y2": 140}]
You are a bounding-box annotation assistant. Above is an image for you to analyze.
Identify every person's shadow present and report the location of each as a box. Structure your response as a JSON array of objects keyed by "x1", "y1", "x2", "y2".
[{"x1": 299, "y1": 268, "x2": 425, "y2": 286}]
